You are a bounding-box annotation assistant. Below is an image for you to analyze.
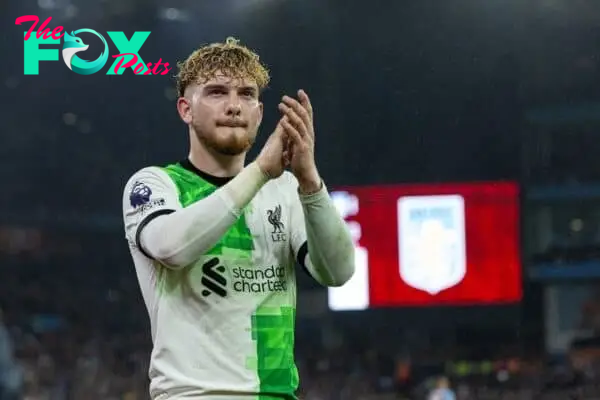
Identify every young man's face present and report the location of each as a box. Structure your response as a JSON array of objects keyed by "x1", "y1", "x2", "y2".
[{"x1": 180, "y1": 72, "x2": 264, "y2": 156}]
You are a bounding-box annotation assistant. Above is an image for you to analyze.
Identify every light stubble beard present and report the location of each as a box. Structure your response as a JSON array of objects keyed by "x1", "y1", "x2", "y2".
[{"x1": 193, "y1": 124, "x2": 255, "y2": 156}]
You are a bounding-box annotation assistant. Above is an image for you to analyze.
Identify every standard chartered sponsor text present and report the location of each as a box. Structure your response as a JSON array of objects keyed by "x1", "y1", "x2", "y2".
[{"x1": 231, "y1": 265, "x2": 287, "y2": 293}]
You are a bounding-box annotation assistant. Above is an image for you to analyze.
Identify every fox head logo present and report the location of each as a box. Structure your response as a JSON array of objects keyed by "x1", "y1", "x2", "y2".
[{"x1": 62, "y1": 29, "x2": 109, "y2": 75}]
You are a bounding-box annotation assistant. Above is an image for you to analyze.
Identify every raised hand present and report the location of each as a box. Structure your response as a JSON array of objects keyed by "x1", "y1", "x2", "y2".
[
  {"x1": 278, "y1": 90, "x2": 322, "y2": 194},
  {"x1": 255, "y1": 121, "x2": 288, "y2": 179}
]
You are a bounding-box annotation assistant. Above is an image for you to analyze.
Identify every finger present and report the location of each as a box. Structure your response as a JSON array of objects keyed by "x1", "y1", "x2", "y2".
[
  {"x1": 279, "y1": 103, "x2": 307, "y2": 137},
  {"x1": 274, "y1": 119, "x2": 288, "y2": 137},
  {"x1": 283, "y1": 127, "x2": 292, "y2": 149},
  {"x1": 281, "y1": 119, "x2": 305, "y2": 149},
  {"x1": 282, "y1": 149, "x2": 291, "y2": 167},
  {"x1": 297, "y1": 89, "x2": 313, "y2": 118},
  {"x1": 293, "y1": 91, "x2": 315, "y2": 142},
  {"x1": 282, "y1": 95, "x2": 311, "y2": 129},
  {"x1": 266, "y1": 123, "x2": 284, "y2": 151}
]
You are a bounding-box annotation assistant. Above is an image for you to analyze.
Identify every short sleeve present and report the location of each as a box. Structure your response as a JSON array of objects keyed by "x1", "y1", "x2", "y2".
[{"x1": 122, "y1": 167, "x2": 181, "y2": 251}]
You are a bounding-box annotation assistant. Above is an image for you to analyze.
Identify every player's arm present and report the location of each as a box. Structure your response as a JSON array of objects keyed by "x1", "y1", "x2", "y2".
[
  {"x1": 289, "y1": 175, "x2": 355, "y2": 287},
  {"x1": 122, "y1": 164, "x2": 268, "y2": 269}
]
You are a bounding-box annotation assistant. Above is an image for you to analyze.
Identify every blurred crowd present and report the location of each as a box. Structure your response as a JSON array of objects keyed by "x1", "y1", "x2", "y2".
[
  {"x1": 0, "y1": 214, "x2": 599, "y2": 400},
  {"x1": 0, "y1": 255, "x2": 149, "y2": 400},
  {"x1": 1, "y1": 248, "x2": 600, "y2": 400}
]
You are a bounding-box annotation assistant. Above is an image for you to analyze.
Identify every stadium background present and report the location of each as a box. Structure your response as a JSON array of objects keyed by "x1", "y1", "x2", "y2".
[{"x1": 2, "y1": 0, "x2": 600, "y2": 398}]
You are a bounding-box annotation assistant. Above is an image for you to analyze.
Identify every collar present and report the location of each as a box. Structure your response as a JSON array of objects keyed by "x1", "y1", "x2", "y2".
[{"x1": 178, "y1": 158, "x2": 234, "y2": 187}]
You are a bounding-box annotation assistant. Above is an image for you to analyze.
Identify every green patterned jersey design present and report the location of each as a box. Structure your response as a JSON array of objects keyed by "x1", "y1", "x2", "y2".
[
  {"x1": 251, "y1": 306, "x2": 299, "y2": 400},
  {"x1": 161, "y1": 162, "x2": 299, "y2": 399}
]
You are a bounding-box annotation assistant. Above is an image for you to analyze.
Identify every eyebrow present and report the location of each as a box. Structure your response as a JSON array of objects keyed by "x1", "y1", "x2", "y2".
[
  {"x1": 203, "y1": 84, "x2": 258, "y2": 95},
  {"x1": 239, "y1": 86, "x2": 258, "y2": 94}
]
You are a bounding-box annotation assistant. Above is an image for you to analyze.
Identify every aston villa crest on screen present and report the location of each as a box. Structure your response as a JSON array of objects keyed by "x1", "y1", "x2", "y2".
[{"x1": 397, "y1": 195, "x2": 467, "y2": 295}]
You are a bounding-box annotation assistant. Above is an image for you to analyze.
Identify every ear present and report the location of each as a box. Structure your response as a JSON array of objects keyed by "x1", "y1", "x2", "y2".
[
  {"x1": 257, "y1": 101, "x2": 264, "y2": 126},
  {"x1": 177, "y1": 96, "x2": 192, "y2": 124}
]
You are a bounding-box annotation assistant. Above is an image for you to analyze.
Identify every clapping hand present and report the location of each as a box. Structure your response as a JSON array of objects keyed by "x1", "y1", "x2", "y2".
[{"x1": 278, "y1": 90, "x2": 322, "y2": 194}]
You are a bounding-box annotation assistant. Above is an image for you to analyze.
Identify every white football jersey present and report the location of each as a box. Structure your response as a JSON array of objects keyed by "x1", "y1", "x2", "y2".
[{"x1": 122, "y1": 160, "x2": 308, "y2": 400}]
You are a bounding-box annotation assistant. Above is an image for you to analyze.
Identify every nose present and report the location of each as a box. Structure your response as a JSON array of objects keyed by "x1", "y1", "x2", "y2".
[{"x1": 225, "y1": 96, "x2": 242, "y2": 117}]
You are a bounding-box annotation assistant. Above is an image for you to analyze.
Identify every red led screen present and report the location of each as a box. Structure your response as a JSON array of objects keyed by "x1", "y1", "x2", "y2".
[{"x1": 327, "y1": 182, "x2": 522, "y2": 310}]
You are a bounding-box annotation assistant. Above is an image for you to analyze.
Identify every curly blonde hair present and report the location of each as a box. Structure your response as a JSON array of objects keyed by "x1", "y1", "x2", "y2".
[{"x1": 175, "y1": 37, "x2": 270, "y2": 98}]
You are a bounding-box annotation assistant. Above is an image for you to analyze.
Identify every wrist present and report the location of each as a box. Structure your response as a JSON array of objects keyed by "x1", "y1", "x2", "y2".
[
  {"x1": 223, "y1": 162, "x2": 269, "y2": 210},
  {"x1": 253, "y1": 160, "x2": 272, "y2": 181},
  {"x1": 297, "y1": 176, "x2": 322, "y2": 195}
]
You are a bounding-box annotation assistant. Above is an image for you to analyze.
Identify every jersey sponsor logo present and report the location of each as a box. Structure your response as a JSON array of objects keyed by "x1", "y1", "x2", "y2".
[
  {"x1": 200, "y1": 257, "x2": 227, "y2": 297},
  {"x1": 267, "y1": 205, "x2": 287, "y2": 242},
  {"x1": 397, "y1": 195, "x2": 467, "y2": 295},
  {"x1": 231, "y1": 264, "x2": 288, "y2": 293},
  {"x1": 199, "y1": 257, "x2": 288, "y2": 297}
]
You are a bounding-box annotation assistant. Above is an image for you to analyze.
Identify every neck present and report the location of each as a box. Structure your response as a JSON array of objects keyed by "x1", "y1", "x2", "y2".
[{"x1": 188, "y1": 133, "x2": 246, "y2": 177}]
